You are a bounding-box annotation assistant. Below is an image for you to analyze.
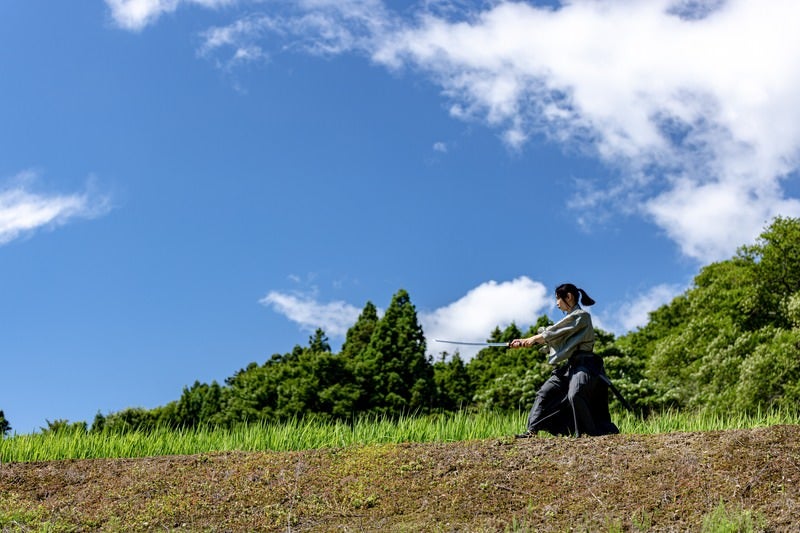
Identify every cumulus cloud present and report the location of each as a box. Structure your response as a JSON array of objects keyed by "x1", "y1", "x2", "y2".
[
  {"x1": 420, "y1": 276, "x2": 551, "y2": 359},
  {"x1": 260, "y1": 290, "x2": 363, "y2": 337},
  {"x1": 262, "y1": 277, "x2": 550, "y2": 359},
  {"x1": 0, "y1": 172, "x2": 112, "y2": 246}
]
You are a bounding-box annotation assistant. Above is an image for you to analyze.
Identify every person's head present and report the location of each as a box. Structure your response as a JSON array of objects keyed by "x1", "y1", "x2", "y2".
[{"x1": 555, "y1": 283, "x2": 595, "y2": 311}]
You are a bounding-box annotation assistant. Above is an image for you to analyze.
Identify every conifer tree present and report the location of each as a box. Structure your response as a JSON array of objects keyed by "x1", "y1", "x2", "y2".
[
  {"x1": 341, "y1": 301, "x2": 379, "y2": 361},
  {"x1": 355, "y1": 289, "x2": 434, "y2": 416}
]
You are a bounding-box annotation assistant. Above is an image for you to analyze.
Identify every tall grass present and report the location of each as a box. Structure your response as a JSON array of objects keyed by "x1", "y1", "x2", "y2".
[
  {"x1": 615, "y1": 406, "x2": 800, "y2": 434},
  {"x1": 1, "y1": 408, "x2": 797, "y2": 463}
]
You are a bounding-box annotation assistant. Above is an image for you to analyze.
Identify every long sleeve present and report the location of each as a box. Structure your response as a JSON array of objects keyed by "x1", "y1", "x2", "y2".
[{"x1": 541, "y1": 308, "x2": 595, "y2": 365}]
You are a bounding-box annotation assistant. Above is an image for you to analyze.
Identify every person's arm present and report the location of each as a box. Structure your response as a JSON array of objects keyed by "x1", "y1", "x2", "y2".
[
  {"x1": 540, "y1": 312, "x2": 586, "y2": 344},
  {"x1": 509, "y1": 311, "x2": 588, "y2": 349},
  {"x1": 509, "y1": 334, "x2": 544, "y2": 348}
]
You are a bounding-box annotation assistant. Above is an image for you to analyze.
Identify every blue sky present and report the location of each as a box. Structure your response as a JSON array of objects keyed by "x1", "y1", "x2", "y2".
[{"x1": 3, "y1": 0, "x2": 800, "y2": 434}]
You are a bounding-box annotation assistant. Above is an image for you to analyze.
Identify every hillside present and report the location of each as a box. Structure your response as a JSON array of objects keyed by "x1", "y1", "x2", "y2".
[{"x1": 1, "y1": 425, "x2": 799, "y2": 531}]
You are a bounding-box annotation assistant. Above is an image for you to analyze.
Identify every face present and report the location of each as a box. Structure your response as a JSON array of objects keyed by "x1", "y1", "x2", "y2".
[{"x1": 556, "y1": 293, "x2": 575, "y2": 312}]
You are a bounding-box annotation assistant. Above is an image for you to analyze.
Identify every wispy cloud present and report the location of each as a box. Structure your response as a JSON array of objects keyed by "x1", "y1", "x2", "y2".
[
  {"x1": 111, "y1": 0, "x2": 800, "y2": 264},
  {"x1": 105, "y1": 0, "x2": 236, "y2": 32},
  {"x1": 599, "y1": 282, "x2": 687, "y2": 334},
  {"x1": 432, "y1": 141, "x2": 448, "y2": 153},
  {"x1": 0, "y1": 171, "x2": 112, "y2": 246},
  {"x1": 369, "y1": 0, "x2": 800, "y2": 262}
]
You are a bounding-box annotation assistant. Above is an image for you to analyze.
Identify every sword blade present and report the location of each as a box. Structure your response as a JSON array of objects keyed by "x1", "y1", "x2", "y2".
[{"x1": 434, "y1": 339, "x2": 509, "y2": 347}]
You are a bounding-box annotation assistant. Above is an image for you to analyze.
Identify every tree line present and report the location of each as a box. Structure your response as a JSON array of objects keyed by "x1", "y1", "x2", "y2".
[{"x1": 4, "y1": 217, "x2": 799, "y2": 436}]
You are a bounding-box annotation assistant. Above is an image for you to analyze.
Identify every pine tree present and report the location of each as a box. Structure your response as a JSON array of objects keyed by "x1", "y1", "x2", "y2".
[
  {"x1": 355, "y1": 289, "x2": 434, "y2": 416},
  {"x1": 341, "y1": 301, "x2": 379, "y2": 361}
]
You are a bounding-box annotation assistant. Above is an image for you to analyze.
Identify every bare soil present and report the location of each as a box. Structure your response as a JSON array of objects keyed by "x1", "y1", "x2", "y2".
[{"x1": 2, "y1": 425, "x2": 799, "y2": 531}]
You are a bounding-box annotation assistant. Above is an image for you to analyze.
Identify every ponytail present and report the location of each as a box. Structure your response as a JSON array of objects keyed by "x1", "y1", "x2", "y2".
[
  {"x1": 577, "y1": 288, "x2": 595, "y2": 306},
  {"x1": 555, "y1": 283, "x2": 596, "y2": 307}
]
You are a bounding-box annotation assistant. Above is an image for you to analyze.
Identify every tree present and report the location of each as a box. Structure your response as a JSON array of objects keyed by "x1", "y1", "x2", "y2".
[
  {"x1": 101, "y1": 407, "x2": 159, "y2": 433},
  {"x1": 173, "y1": 381, "x2": 224, "y2": 428},
  {"x1": 91, "y1": 411, "x2": 106, "y2": 433},
  {"x1": 0, "y1": 410, "x2": 11, "y2": 437},
  {"x1": 616, "y1": 217, "x2": 800, "y2": 414},
  {"x1": 739, "y1": 216, "x2": 800, "y2": 329},
  {"x1": 433, "y1": 353, "x2": 472, "y2": 411},
  {"x1": 467, "y1": 321, "x2": 551, "y2": 411},
  {"x1": 354, "y1": 289, "x2": 434, "y2": 416},
  {"x1": 41, "y1": 419, "x2": 87, "y2": 435},
  {"x1": 341, "y1": 302, "x2": 379, "y2": 362}
]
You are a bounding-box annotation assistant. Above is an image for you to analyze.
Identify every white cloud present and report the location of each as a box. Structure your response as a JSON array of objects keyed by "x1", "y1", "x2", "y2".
[
  {"x1": 262, "y1": 277, "x2": 550, "y2": 359},
  {"x1": 600, "y1": 282, "x2": 686, "y2": 334},
  {"x1": 260, "y1": 291, "x2": 363, "y2": 337},
  {"x1": 115, "y1": 0, "x2": 800, "y2": 264},
  {"x1": 370, "y1": 0, "x2": 800, "y2": 262},
  {"x1": 420, "y1": 276, "x2": 550, "y2": 359},
  {"x1": 432, "y1": 141, "x2": 448, "y2": 153},
  {"x1": 0, "y1": 172, "x2": 111, "y2": 246},
  {"x1": 105, "y1": 0, "x2": 234, "y2": 31}
]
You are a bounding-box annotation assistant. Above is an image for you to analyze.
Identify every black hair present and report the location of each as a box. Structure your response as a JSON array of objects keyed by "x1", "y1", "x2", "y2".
[{"x1": 555, "y1": 283, "x2": 596, "y2": 306}]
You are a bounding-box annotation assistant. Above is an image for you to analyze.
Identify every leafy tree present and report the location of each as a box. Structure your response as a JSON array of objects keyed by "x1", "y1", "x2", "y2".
[
  {"x1": 616, "y1": 216, "x2": 800, "y2": 414},
  {"x1": 173, "y1": 380, "x2": 224, "y2": 428},
  {"x1": 467, "y1": 321, "x2": 551, "y2": 411},
  {"x1": 101, "y1": 407, "x2": 159, "y2": 433},
  {"x1": 739, "y1": 216, "x2": 800, "y2": 328},
  {"x1": 0, "y1": 410, "x2": 11, "y2": 437},
  {"x1": 90, "y1": 411, "x2": 106, "y2": 433},
  {"x1": 41, "y1": 419, "x2": 87, "y2": 435},
  {"x1": 596, "y1": 328, "x2": 655, "y2": 414}
]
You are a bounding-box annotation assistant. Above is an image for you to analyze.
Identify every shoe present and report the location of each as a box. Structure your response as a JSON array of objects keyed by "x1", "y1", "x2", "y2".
[{"x1": 514, "y1": 431, "x2": 535, "y2": 439}]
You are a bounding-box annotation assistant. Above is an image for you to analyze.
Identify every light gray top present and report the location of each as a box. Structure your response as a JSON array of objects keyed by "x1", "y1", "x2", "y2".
[{"x1": 540, "y1": 306, "x2": 595, "y2": 365}]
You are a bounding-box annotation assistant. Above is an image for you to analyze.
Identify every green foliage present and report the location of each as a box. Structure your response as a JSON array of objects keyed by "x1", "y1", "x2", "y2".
[
  {"x1": 219, "y1": 330, "x2": 358, "y2": 424},
  {"x1": 4, "y1": 408, "x2": 800, "y2": 463},
  {"x1": 41, "y1": 419, "x2": 88, "y2": 435},
  {"x1": 353, "y1": 289, "x2": 434, "y2": 416},
  {"x1": 467, "y1": 322, "x2": 551, "y2": 411},
  {"x1": 432, "y1": 353, "x2": 472, "y2": 411},
  {"x1": 617, "y1": 216, "x2": 800, "y2": 414},
  {"x1": 701, "y1": 501, "x2": 765, "y2": 533},
  {"x1": 0, "y1": 410, "x2": 11, "y2": 437},
  {"x1": 49, "y1": 217, "x2": 800, "y2": 433},
  {"x1": 97, "y1": 407, "x2": 160, "y2": 433}
]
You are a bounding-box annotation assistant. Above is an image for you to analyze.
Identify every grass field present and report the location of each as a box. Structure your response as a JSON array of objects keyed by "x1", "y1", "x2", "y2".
[{"x1": 2, "y1": 407, "x2": 798, "y2": 463}]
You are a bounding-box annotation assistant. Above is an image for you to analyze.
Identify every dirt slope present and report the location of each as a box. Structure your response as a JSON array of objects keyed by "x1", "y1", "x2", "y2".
[{"x1": 1, "y1": 425, "x2": 799, "y2": 531}]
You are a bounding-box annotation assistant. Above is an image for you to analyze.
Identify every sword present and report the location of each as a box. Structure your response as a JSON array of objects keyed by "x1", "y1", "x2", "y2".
[{"x1": 434, "y1": 339, "x2": 509, "y2": 347}]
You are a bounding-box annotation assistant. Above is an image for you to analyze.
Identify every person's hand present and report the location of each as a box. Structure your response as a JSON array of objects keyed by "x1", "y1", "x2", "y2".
[{"x1": 510, "y1": 335, "x2": 544, "y2": 348}]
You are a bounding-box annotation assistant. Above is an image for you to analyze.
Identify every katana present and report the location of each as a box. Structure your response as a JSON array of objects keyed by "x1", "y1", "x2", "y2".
[{"x1": 434, "y1": 339, "x2": 509, "y2": 347}]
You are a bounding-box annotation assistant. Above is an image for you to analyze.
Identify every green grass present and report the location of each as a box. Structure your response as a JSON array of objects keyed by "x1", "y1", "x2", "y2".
[
  {"x1": 615, "y1": 406, "x2": 800, "y2": 434},
  {"x1": 2, "y1": 408, "x2": 798, "y2": 463},
  {"x1": 701, "y1": 500, "x2": 766, "y2": 533}
]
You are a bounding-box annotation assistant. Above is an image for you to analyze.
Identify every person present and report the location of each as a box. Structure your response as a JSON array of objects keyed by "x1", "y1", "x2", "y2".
[{"x1": 510, "y1": 283, "x2": 618, "y2": 438}]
